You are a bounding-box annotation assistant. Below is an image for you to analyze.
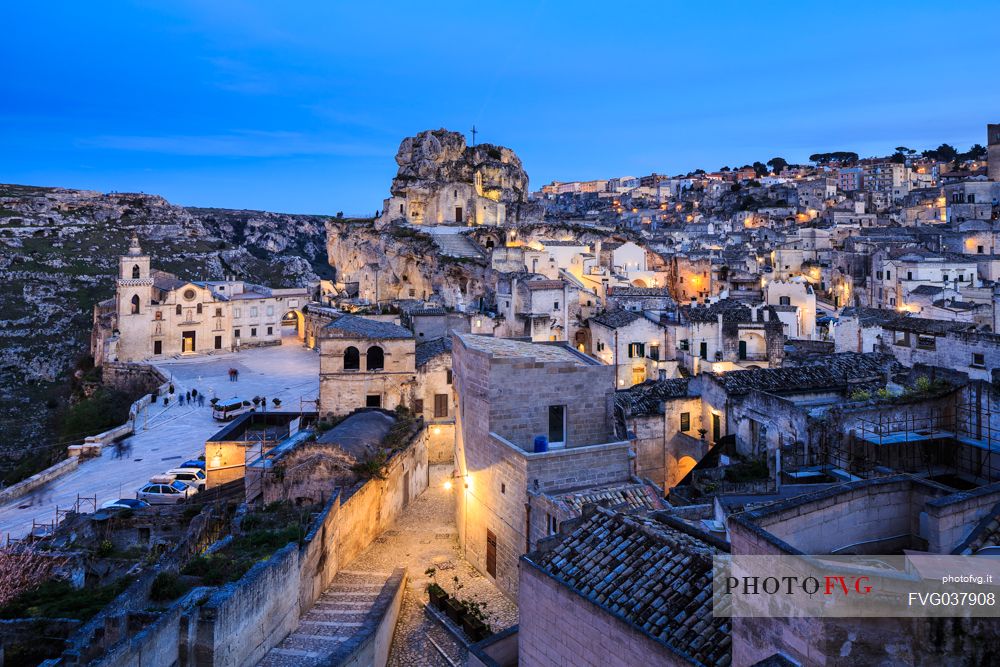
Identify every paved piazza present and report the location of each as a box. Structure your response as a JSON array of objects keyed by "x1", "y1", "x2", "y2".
[{"x1": 0, "y1": 343, "x2": 319, "y2": 540}]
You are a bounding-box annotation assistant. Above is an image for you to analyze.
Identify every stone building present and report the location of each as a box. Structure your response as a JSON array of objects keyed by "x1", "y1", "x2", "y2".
[
  {"x1": 93, "y1": 235, "x2": 310, "y2": 364},
  {"x1": 519, "y1": 506, "x2": 729, "y2": 667},
  {"x1": 451, "y1": 333, "x2": 632, "y2": 599},
  {"x1": 764, "y1": 278, "x2": 817, "y2": 339},
  {"x1": 673, "y1": 299, "x2": 785, "y2": 373},
  {"x1": 318, "y1": 315, "x2": 416, "y2": 417},
  {"x1": 375, "y1": 129, "x2": 536, "y2": 228},
  {"x1": 988, "y1": 122, "x2": 1000, "y2": 182},
  {"x1": 729, "y1": 476, "x2": 1000, "y2": 666},
  {"x1": 494, "y1": 274, "x2": 582, "y2": 343},
  {"x1": 616, "y1": 378, "x2": 707, "y2": 490},
  {"x1": 588, "y1": 309, "x2": 677, "y2": 387},
  {"x1": 414, "y1": 337, "x2": 455, "y2": 463}
]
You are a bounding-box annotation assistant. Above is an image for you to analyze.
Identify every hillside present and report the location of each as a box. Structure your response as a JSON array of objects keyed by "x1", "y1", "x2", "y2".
[{"x1": 0, "y1": 183, "x2": 341, "y2": 477}]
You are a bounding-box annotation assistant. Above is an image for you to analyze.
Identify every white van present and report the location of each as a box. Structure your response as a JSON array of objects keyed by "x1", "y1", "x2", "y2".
[{"x1": 212, "y1": 397, "x2": 254, "y2": 421}]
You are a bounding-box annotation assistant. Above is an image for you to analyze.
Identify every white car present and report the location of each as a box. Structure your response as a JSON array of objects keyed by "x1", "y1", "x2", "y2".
[
  {"x1": 166, "y1": 467, "x2": 206, "y2": 492},
  {"x1": 137, "y1": 475, "x2": 196, "y2": 505}
]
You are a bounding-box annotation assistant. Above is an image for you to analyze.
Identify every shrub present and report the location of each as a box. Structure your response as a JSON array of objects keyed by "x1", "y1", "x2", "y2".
[
  {"x1": 96, "y1": 540, "x2": 114, "y2": 557},
  {"x1": 149, "y1": 572, "x2": 191, "y2": 602},
  {"x1": 0, "y1": 579, "x2": 129, "y2": 621}
]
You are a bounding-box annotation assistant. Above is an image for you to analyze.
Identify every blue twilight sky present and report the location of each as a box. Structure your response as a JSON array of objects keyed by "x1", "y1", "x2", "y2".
[{"x1": 2, "y1": 1, "x2": 999, "y2": 215}]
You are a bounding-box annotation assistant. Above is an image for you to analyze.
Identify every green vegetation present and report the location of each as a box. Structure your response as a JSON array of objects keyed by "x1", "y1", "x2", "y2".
[
  {"x1": 723, "y1": 458, "x2": 770, "y2": 483},
  {"x1": 181, "y1": 502, "x2": 315, "y2": 585},
  {"x1": 58, "y1": 387, "x2": 137, "y2": 440},
  {"x1": 0, "y1": 578, "x2": 130, "y2": 621},
  {"x1": 149, "y1": 572, "x2": 193, "y2": 602}
]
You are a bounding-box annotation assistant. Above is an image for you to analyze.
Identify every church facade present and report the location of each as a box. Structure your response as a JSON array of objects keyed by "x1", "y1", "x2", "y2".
[{"x1": 92, "y1": 236, "x2": 312, "y2": 365}]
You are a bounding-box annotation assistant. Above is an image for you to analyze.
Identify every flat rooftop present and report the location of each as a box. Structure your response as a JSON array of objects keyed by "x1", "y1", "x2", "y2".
[{"x1": 455, "y1": 333, "x2": 597, "y2": 366}]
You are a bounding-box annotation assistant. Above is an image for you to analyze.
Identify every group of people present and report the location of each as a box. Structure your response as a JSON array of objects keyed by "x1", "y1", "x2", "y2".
[
  {"x1": 178, "y1": 388, "x2": 205, "y2": 407},
  {"x1": 228, "y1": 368, "x2": 240, "y2": 382}
]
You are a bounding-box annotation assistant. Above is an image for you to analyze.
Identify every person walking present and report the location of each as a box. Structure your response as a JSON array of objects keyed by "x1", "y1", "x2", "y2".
[
  {"x1": 179, "y1": 394, "x2": 185, "y2": 406},
  {"x1": 185, "y1": 390, "x2": 191, "y2": 402}
]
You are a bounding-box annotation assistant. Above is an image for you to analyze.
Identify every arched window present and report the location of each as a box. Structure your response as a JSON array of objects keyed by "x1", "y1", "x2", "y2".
[
  {"x1": 130, "y1": 294, "x2": 140, "y2": 314},
  {"x1": 176, "y1": 304, "x2": 182, "y2": 316},
  {"x1": 197, "y1": 303, "x2": 203, "y2": 315},
  {"x1": 131, "y1": 264, "x2": 140, "y2": 279},
  {"x1": 366, "y1": 345, "x2": 384, "y2": 371},
  {"x1": 344, "y1": 346, "x2": 360, "y2": 370}
]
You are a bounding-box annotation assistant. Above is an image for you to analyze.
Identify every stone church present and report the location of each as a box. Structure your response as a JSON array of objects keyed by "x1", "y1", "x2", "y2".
[
  {"x1": 91, "y1": 235, "x2": 311, "y2": 364},
  {"x1": 375, "y1": 129, "x2": 539, "y2": 228}
]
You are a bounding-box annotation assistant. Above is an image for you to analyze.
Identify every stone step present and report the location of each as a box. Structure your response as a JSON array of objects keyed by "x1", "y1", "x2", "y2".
[{"x1": 259, "y1": 568, "x2": 397, "y2": 666}]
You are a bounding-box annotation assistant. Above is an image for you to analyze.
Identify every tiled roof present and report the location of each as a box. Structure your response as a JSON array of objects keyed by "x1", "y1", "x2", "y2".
[
  {"x1": 880, "y1": 315, "x2": 980, "y2": 335},
  {"x1": 590, "y1": 309, "x2": 644, "y2": 329},
  {"x1": 524, "y1": 279, "x2": 565, "y2": 290},
  {"x1": 712, "y1": 353, "x2": 895, "y2": 395},
  {"x1": 549, "y1": 482, "x2": 666, "y2": 515},
  {"x1": 540, "y1": 239, "x2": 588, "y2": 247},
  {"x1": 909, "y1": 285, "x2": 945, "y2": 296},
  {"x1": 616, "y1": 379, "x2": 693, "y2": 416},
  {"x1": 607, "y1": 286, "x2": 675, "y2": 298},
  {"x1": 455, "y1": 334, "x2": 594, "y2": 366},
  {"x1": 683, "y1": 299, "x2": 759, "y2": 324},
  {"x1": 323, "y1": 315, "x2": 413, "y2": 339},
  {"x1": 415, "y1": 336, "x2": 452, "y2": 367},
  {"x1": 528, "y1": 507, "x2": 730, "y2": 666}
]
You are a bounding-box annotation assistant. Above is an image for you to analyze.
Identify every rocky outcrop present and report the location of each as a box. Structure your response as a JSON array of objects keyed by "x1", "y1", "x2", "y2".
[
  {"x1": 377, "y1": 129, "x2": 542, "y2": 227},
  {"x1": 326, "y1": 219, "x2": 493, "y2": 309},
  {"x1": 0, "y1": 184, "x2": 333, "y2": 462},
  {"x1": 390, "y1": 129, "x2": 529, "y2": 205}
]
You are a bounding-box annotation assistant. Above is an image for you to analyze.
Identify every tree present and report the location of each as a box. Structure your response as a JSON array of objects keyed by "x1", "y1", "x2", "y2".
[
  {"x1": 767, "y1": 157, "x2": 789, "y2": 175},
  {"x1": 965, "y1": 144, "x2": 988, "y2": 160},
  {"x1": 890, "y1": 152, "x2": 906, "y2": 164},
  {"x1": 752, "y1": 161, "x2": 768, "y2": 178},
  {"x1": 922, "y1": 143, "x2": 959, "y2": 162}
]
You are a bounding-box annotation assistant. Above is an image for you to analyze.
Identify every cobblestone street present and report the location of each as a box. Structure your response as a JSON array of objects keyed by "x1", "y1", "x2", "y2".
[{"x1": 345, "y1": 464, "x2": 518, "y2": 666}]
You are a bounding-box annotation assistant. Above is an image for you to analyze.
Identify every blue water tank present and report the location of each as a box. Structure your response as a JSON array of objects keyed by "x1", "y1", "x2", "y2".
[{"x1": 533, "y1": 435, "x2": 548, "y2": 453}]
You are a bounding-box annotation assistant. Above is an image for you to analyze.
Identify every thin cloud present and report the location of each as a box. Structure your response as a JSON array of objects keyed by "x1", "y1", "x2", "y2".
[{"x1": 78, "y1": 130, "x2": 390, "y2": 158}]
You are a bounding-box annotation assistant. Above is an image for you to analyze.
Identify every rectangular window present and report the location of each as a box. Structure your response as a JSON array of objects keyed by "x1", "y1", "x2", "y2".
[
  {"x1": 680, "y1": 412, "x2": 691, "y2": 432},
  {"x1": 234, "y1": 308, "x2": 241, "y2": 318},
  {"x1": 234, "y1": 329, "x2": 241, "y2": 338},
  {"x1": 628, "y1": 342, "x2": 645, "y2": 358},
  {"x1": 907, "y1": 271, "x2": 913, "y2": 280},
  {"x1": 413, "y1": 399, "x2": 424, "y2": 415},
  {"x1": 958, "y1": 274, "x2": 965, "y2": 282},
  {"x1": 250, "y1": 306, "x2": 258, "y2": 318},
  {"x1": 548, "y1": 405, "x2": 566, "y2": 446},
  {"x1": 250, "y1": 327, "x2": 257, "y2": 337},
  {"x1": 153, "y1": 340, "x2": 162, "y2": 355},
  {"x1": 266, "y1": 306, "x2": 274, "y2": 316},
  {"x1": 366, "y1": 394, "x2": 382, "y2": 408},
  {"x1": 597, "y1": 342, "x2": 605, "y2": 352},
  {"x1": 434, "y1": 394, "x2": 449, "y2": 418},
  {"x1": 649, "y1": 344, "x2": 659, "y2": 361},
  {"x1": 215, "y1": 308, "x2": 222, "y2": 317},
  {"x1": 553, "y1": 301, "x2": 559, "y2": 311},
  {"x1": 446, "y1": 369, "x2": 453, "y2": 385},
  {"x1": 267, "y1": 326, "x2": 273, "y2": 336},
  {"x1": 972, "y1": 353, "x2": 986, "y2": 368},
  {"x1": 979, "y1": 246, "x2": 985, "y2": 254}
]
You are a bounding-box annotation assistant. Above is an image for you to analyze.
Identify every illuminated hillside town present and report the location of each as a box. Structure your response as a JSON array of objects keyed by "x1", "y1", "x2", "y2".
[{"x1": 3, "y1": 5, "x2": 1000, "y2": 666}]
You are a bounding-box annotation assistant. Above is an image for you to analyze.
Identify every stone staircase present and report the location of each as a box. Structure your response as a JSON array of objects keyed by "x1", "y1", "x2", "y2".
[
  {"x1": 430, "y1": 232, "x2": 483, "y2": 259},
  {"x1": 258, "y1": 569, "x2": 395, "y2": 667}
]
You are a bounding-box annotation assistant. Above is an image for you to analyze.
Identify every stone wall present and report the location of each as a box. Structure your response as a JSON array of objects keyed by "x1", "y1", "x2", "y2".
[
  {"x1": 194, "y1": 430, "x2": 427, "y2": 666},
  {"x1": 518, "y1": 560, "x2": 690, "y2": 666}
]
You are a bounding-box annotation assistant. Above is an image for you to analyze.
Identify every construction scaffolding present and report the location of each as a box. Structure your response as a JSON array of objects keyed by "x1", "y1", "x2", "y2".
[{"x1": 832, "y1": 398, "x2": 1000, "y2": 485}]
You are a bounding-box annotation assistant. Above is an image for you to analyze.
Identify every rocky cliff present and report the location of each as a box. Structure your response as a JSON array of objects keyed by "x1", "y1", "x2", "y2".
[{"x1": 0, "y1": 183, "x2": 336, "y2": 471}]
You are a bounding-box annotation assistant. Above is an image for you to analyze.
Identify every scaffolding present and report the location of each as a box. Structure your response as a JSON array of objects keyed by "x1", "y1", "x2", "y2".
[{"x1": 831, "y1": 398, "x2": 1000, "y2": 485}]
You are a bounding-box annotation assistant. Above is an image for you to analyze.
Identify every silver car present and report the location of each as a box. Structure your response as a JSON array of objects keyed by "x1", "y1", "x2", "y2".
[{"x1": 137, "y1": 476, "x2": 196, "y2": 505}]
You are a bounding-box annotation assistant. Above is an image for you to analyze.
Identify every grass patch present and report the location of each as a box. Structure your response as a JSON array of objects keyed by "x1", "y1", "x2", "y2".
[
  {"x1": 182, "y1": 502, "x2": 316, "y2": 585},
  {"x1": 0, "y1": 578, "x2": 129, "y2": 621}
]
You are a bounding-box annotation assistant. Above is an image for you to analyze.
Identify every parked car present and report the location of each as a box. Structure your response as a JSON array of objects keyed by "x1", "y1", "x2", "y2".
[
  {"x1": 166, "y1": 467, "x2": 206, "y2": 492},
  {"x1": 212, "y1": 397, "x2": 254, "y2": 421},
  {"x1": 181, "y1": 459, "x2": 205, "y2": 470},
  {"x1": 137, "y1": 475, "x2": 196, "y2": 504},
  {"x1": 100, "y1": 498, "x2": 150, "y2": 511}
]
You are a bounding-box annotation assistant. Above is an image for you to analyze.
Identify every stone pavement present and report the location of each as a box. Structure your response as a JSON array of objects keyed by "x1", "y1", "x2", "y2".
[
  {"x1": 0, "y1": 343, "x2": 319, "y2": 540},
  {"x1": 258, "y1": 464, "x2": 518, "y2": 666}
]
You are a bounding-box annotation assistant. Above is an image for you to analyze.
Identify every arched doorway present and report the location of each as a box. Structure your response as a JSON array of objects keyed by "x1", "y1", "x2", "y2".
[
  {"x1": 631, "y1": 278, "x2": 648, "y2": 288},
  {"x1": 281, "y1": 310, "x2": 305, "y2": 344}
]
